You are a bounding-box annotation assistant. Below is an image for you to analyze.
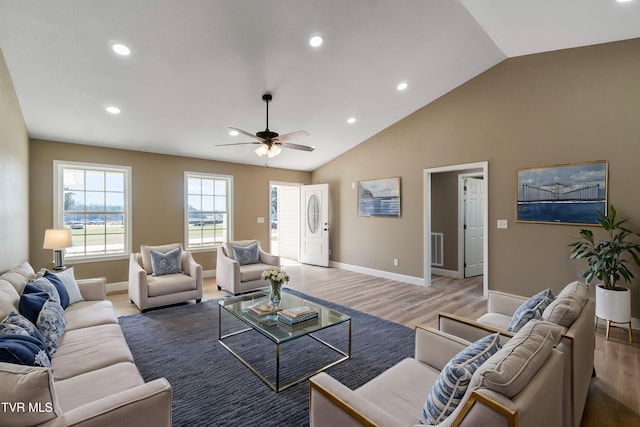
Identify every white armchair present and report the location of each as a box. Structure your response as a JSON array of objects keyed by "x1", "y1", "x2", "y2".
[
  {"x1": 129, "y1": 243, "x2": 203, "y2": 312},
  {"x1": 216, "y1": 240, "x2": 280, "y2": 295}
]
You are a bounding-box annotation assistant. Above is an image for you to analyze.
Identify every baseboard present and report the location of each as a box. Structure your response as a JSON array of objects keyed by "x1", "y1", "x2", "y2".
[
  {"x1": 431, "y1": 268, "x2": 463, "y2": 278},
  {"x1": 106, "y1": 270, "x2": 216, "y2": 295},
  {"x1": 329, "y1": 261, "x2": 424, "y2": 286}
]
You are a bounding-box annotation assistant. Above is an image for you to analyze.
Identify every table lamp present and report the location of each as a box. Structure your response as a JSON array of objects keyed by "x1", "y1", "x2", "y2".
[{"x1": 43, "y1": 229, "x2": 72, "y2": 270}]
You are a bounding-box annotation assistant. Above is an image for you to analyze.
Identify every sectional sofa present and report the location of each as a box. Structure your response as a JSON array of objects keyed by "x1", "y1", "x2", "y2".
[{"x1": 0, "y1": 262, "x2": 172, "y2": 426}]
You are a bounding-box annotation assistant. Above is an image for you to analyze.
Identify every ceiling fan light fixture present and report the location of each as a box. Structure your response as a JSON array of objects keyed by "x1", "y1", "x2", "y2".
[
  {"x1": 255, "y1": 144, "x2": 269, "y2": 157},
  {"x1": 267, "y1": 145, "x2": 282, "y2": 158}
]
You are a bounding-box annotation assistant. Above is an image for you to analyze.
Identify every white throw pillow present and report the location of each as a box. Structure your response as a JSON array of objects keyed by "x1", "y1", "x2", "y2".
[{"x1": 55, "y1": 268, "x2": 84, "y2": 305}]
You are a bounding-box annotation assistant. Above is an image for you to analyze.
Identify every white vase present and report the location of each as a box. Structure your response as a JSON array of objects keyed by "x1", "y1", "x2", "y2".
[{"x1": 595, "y1": 285, "x2": 631, "y2": 324}]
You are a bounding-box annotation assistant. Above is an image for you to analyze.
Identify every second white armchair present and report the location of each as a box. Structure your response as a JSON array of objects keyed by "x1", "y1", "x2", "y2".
[{"x1": 216, "y1": 239, "x2": 280, "y2": 295}]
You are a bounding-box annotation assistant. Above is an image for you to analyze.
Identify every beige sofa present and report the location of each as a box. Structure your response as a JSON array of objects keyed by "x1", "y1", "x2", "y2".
[
  {"x1": 129, "y1": 243, "x2": 203, "y2": 312},
  {"x1": 216, "y1": 240, "x2": 280, "y2": 295},
  {"x1": 310, "y1": 320, "x2": 566, "y2": 427},
  {"x1": 0, "y1": 262, "x2": 172, "y2": 426},
  {"x1": 437, "y1": 281, "x2": 595, "y2": 427}
]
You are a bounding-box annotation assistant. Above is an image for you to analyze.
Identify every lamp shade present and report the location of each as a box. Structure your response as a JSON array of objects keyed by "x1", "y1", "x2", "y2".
[{"x1": 43, "y1": 229, "x2": 72, "y2": 249}]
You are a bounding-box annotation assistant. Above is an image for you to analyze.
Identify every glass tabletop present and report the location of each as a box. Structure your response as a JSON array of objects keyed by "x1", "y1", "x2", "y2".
[{"x1": 218, "y1": 289, "x2": 351, "y2": 344}]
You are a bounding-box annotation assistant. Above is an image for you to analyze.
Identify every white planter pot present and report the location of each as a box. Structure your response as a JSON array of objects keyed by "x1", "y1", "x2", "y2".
[{"x1": 595, "y1": 285, "x2": 631, "y2": 324}]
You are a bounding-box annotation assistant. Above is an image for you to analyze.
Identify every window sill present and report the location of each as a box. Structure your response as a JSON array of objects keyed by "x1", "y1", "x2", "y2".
[{"x1": 65, "y1": 254, "x2": 130, "y2": 264}]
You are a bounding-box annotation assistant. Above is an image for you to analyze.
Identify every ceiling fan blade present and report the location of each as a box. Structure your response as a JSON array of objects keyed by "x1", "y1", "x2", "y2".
[
  {"x1": 228, "y1": 127, "x2": 265, "y2": 142},
  {"x1": 215, "y1": 141, "x2": 261, "y2": 147},
  {"x1": 279, "y1": 142, "x2": 316, "y2": 152},
  {"x1": 273, "y1": 130, "x2": 309, "y2": 142}
]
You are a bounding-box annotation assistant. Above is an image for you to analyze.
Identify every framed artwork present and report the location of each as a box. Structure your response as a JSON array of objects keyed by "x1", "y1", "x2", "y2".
[
  {"x1": 516, "y1": 160, "x2": 608, "y2": 225},
  {"x1": 358, "y1": 177, "x2": 401, "y2": 217}
]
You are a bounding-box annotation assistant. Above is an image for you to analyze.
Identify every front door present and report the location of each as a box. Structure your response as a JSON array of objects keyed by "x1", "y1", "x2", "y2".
[{"x1": 300, "y1": 184, "x2": 329, "y2": 267}]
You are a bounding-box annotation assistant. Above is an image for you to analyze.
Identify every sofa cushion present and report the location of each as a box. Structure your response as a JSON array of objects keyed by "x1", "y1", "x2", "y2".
[
  {"x1": 0, "y1": 279, "x2": 20, "y2": 321},
  {"x1": 239, "y1": 263, "x2": 272, "y2": 282},
  {"x1": 0, "y1": 261, "x2": 35, "y2": 294},
  {"x1": 55, "y1": 267, "x2": 84, "y2": 305},
  {"x1": 0, "y1": 362, "x2": 60, "y2": 426},
  {"x1": 354, "y1": 358, "x2": 439, "y2": 426},
  {"x1": 421, "y1": 333, "x2": 502, "y2": 425},
  {"x1": 64, "y1": 300, "x2": 118, "y2": 331},
  {"x1": 52, "y1": 324, "x2": 134, "y2": 380},
  {"x1": 541, "y1": 296, "x2": 585, "y2": 327},
  {"x1": 141, "y1": 243, "x2": 182, "y2": 274},
  {"x1": 151, "y1": 247, "x2": 183, "y2": 276},
  {"x1": 476, "y1": 312, "x2": 511, "y2": 330},
  {"x1": 506, "y1": 289, "x2": 555, "y2": 332},
  {"x1": 44, "y1": 270, "x2": 70, "y2": 309},
  {"x1": 147, "y1": 274, "x2": 197, "y2": 297},
  {"x1": 233, "y1": 242, "x2": 260, "y2": 265},
  {"x1": 225, "y1": 239, "x2": 259, "y2": 261},
  {"x1": 54, "y1": 362, "x2": 144, "y2": 412},
  {"x1": 471, "y1": 320, "x2": 563, "y2": 398}
]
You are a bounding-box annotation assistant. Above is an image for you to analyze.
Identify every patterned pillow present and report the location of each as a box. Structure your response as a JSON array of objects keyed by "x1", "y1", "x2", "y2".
[
  {"x1": 506, "y1": 289, "x2": 555, "y2": 332},
  {"x1": 232, "y1": 242, "x2": 260, "y2": 265},
  {"x1": 36, "y1": 300, "x2": 66, "y2": 356},
  {"x1": 421, "y1": 333, "x2": 502, "y2": 425},
  {"x1": 26, "y1": 279, "x2": 61, "y2": 306},
  {"x1": 150, "y1": 247, "x2": 183, "y2": 276},
  {"x1": 43, "y1": 270, "x2": 70, "y2": 309},
  {"x1": 2, "y1": 311, "x2": 48, "y2": 355}
]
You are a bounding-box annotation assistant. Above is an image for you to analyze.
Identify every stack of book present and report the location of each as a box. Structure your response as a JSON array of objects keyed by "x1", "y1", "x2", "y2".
[{"x1": 277, "y1": 306, "x2": 318, "y2": 325}]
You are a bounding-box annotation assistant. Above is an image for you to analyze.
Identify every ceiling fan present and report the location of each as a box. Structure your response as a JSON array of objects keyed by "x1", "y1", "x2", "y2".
[{"x1": 217, "y1": 93, "x2": 315, "y2": 158}]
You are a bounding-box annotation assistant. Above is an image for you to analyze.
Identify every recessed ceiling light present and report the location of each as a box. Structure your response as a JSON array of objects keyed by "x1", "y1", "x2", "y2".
[
  {"x1": 105, "y1": 106, "x2": 121, "y2": 114},
  {"x1": 111, "y1": 43, "x2": 131, "y2": 56},
  {"x1": 397, "y1": 82, "x2": 408, "y2": 91},
  {"x1": 309, "y1": 35, "x2": 323, "y2": 48},
  {"x1": 616, "y1": 0, "x2": 633, "y2": 3},
  {"x1": 347, "y1": 117, "x2": 356, "y2": 124},
  {"x1": 229, "y1": 130, "x2": 239, "y2": 136}
]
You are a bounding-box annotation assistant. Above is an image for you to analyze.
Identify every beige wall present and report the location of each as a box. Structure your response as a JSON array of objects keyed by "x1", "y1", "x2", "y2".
[
  {"x1": 29, "y1": 139, "x2": 311, "y2": 282},
  {"x1": 0, "y1": 49, "x2": 29, "y2": 272},
  {"x1": 312, "y1": 38, "x2": 640, "y2": 318}
]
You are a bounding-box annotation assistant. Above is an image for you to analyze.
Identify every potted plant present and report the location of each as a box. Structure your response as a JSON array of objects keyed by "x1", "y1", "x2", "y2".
[{"x1": 569, "y1": 205, "x2": 640, "y2": 330}]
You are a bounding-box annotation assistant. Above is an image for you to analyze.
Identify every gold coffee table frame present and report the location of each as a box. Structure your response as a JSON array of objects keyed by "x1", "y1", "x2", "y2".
[{"x1": 218, "y1": 290, "x2": 352, "y2": 392}]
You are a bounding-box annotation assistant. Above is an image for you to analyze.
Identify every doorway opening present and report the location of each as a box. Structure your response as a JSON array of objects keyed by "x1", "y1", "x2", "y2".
[
  {"x1": 269, "y1": 182, "x2": 302, "y2": 263},
  {"x1": 424, "y1": 162, "x2": 488, "y2": 296}
]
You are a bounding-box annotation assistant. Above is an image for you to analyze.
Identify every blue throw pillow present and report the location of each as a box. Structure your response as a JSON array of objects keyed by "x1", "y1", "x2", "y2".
[
  {"x1": 18, "y1": 292, "x2": 49, "y2": 325},
  {"x1": 232, "y1": 242, "x2": 260, "y2": 266},
  {"x1": 421, "y1": 333, "x2": 502, "y2": 425},
  {"x1": 507, "y1": 289, "x2": 555, "y2": 332},
  {"x1": 44, "y1": 270, "x2": 70, "y2": 309},
  {"x1": 0, "y1": 334, "x2": 52, "y2": 368},
  {"x1": 27, "y1": 278, "x2": 62, "y2": 306},
  {"x1": 150, "y1": 247, "x2": 183, "y2": 276},
  {"x1": 2, "y1": 311, "x2": 48, "y2": 356}
]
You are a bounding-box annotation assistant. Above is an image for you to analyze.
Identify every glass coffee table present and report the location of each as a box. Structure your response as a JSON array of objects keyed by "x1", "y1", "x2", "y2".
[{"x1": 218, "y1": 289, "x2": 351, "y2": 392}]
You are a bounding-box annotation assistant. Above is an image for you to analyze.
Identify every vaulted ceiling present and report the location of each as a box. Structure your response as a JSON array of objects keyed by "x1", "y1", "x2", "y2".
[{"x1": 1, "y1": 0, "x2": 639, "y2": 171}]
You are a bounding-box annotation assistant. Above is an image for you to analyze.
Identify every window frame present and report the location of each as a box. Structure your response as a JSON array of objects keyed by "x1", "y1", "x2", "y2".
[
  {"x1": 53, "y1": 160, "x2": 132, "y2": 263},
  {"x1": 184, "y1": 171, "x2": 233, "y2": 251}
]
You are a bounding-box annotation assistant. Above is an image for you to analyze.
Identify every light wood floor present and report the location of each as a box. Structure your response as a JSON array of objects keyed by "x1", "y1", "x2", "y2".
[{"x1": 108, "y1": 263, "x2": 640, "y2": 426}]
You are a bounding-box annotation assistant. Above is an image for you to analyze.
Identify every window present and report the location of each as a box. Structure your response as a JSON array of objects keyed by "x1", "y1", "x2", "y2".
[
  {"x1": 185, "y1": 172, "x2": 233, "y2": 249},
  {"x1": 54, "y1": 161, "x2": 131, "y2": 260}
]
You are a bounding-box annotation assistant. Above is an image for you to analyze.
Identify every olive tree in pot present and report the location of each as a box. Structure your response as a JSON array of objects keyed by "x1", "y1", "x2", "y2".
[{"x1": 569, "y1": 205, "x2": 640, "y2": 341}]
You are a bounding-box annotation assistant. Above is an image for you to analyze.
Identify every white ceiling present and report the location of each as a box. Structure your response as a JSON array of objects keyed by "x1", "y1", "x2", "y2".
[{"x1": 1, "y1": 0, "x2": 639, "y2": 171}]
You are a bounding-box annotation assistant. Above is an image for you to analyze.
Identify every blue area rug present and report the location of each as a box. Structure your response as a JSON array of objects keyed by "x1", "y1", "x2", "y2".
[{"x1": 119, "y1": 290, "x2": 414, "y2": 426}]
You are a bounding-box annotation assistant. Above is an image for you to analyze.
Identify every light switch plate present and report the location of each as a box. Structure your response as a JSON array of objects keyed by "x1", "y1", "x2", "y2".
[
  {"x1": 257, "y1": 217, "x2": 265, "y2": 224},
  {"x1": 497, "y1": 219, "x2": 508, "y2": 229}
]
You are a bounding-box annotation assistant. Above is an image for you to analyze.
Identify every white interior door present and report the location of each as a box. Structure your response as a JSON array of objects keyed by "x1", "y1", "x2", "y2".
[
  {"x1": 464, "y1": 177, "x2": 484, "y2": 277},
  {"x1": 300, "y1": 183, "x2": 329, "y2": 267}
]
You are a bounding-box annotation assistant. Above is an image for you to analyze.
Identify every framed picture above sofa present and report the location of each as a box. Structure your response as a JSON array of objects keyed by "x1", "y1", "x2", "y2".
[{"x1": 516, "y1": 160, "x2": 608, "y2": 225}]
